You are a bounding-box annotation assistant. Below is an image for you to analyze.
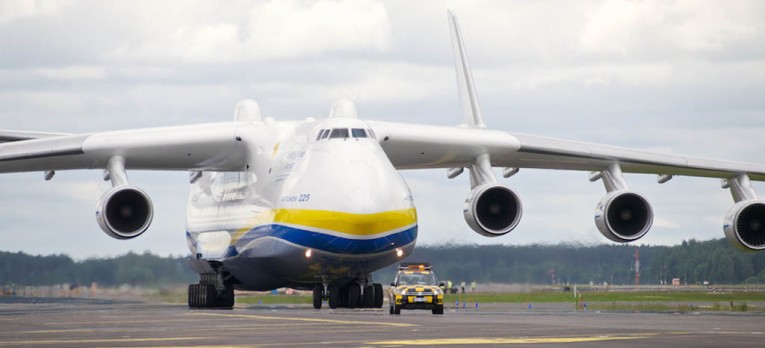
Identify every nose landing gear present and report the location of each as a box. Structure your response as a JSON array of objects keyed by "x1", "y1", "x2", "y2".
[{"x1": 313, "y1": 281, "x2": 384, "y2": 309}]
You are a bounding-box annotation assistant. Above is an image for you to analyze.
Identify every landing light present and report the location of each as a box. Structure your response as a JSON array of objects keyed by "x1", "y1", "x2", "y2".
[
  {"x1": 396, "y1": 248, "x2": 403, "y2": 257},
  {"x1": 305, "y1": 249, "x2": 312, "y2": 258}
]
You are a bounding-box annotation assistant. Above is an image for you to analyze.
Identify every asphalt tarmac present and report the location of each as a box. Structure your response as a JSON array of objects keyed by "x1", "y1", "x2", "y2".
[{"x1": 0, "y1": 297, "x2": 763, "y2": 347}]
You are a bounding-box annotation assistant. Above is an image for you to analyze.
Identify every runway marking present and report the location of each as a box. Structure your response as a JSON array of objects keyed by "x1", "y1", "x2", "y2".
[
  {"x1": 13, "y1": 328, "x2": 151, "y2": 335},
  {"x1": 0, "y1": 337, "x2": 207, "y2": 346},
  {"x1": 45, "y1": 318, "x2": 206, "y2": 325},
  {"x1": 368, "y1": 335, "x2": 650, "y2": 345},
  {"x1": 15, "y1": 322, "x2": 322, "y2": 335},
  {"x1": 192, "y1": 312, "x2": 418, "y2": 327}
]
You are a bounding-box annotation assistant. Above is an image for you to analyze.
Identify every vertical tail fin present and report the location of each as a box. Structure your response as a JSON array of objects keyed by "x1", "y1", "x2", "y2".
[
  {"x1": 447, "y1": 11, "x2": 499, "y2": 188},
  {"x1": 448, "y1": 10, "x2": 486, "y2": 129}
]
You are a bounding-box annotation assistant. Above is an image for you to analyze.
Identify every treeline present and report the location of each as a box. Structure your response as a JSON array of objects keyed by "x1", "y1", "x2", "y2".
[
  {"x1": 0, "y1": 251, "x2": 195, "y2": 287},
  {"x1": 375, "y1": 239, "x2": 765, "y2": 286},
  {"x1": 3, "y1": 239, "x2": 765, "y2": 287}
]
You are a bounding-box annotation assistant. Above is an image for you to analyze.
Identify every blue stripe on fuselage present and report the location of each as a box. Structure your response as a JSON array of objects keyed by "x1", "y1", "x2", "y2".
[{"x1": 235, "y1": 224, "x2": 418, "y2": 255}]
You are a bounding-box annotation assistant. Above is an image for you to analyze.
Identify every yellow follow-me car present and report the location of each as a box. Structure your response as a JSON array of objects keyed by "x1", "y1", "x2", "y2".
[{"x1": 388, "y1": 263, "x2": 445, "y2": 315}]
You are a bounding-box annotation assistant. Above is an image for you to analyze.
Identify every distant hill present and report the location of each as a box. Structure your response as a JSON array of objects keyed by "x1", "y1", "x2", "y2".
[{"x1": 3, "y1": 239, "x2": 765, "y2": 287}]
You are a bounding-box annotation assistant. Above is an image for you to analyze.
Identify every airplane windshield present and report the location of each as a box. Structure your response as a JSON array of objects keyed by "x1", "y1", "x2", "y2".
[
  {"x1": 320, "y1": 128, "x2": 374, "y2": 140},
  {"x1": 397, "y1": 273, "x2": 438, "y2": 286},
  {"x1": 330, "y1": 128, "x2": 349, "y2": 139},
  {"x1": 351, "y1": 128, "x2": 367, "y2": 138}
]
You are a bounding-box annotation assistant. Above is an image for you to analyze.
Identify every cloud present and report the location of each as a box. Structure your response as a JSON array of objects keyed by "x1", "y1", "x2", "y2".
[
  {"x1": 33, "y1": 66, "x2": 106, "y2": 80},
  {"x1": 245, "y1": 0, "x2": 391, "y2": 60},
  {"x1": 580, "y1": 0, "x2": 765, "y2": 59},
  {"x1": 0, "y1": 0, "x2": 72, "y2": 24},
  {"x1": 101, "y1": 0, "x2": 392, "y2": 64},
  {"x1": 1, "y1": 1, "x2": 764, "y2": 258}
]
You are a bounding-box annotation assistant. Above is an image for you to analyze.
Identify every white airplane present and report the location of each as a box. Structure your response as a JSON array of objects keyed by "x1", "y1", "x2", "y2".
[{"x1": 2, "y1": 12, "x2": 765, "y2": 309}]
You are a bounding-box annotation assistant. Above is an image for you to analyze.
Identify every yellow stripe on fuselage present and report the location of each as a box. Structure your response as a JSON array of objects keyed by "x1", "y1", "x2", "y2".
[{"x1": 273, "y1": 208, "x2": 417, "y2": 236}]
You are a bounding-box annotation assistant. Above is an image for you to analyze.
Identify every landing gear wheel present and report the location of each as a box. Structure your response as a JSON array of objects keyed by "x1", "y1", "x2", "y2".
[
  {"x1": 432, "y1": 304, "x2": 444, "y2": 315},
  {"x1": 202, "y1": 284, "x2": 215, "y2": 308},
  {"x1": 348, "y1": 284, "x2": 360, "y2": 308},
  {"x1": 188, "y1": 284, "x2": 216, "y2": 308},
  {"x1": 363, "y1": 285, "x2": 374, "y2": 308},
  {"x1": 312, "y1": 284, "x2": 323, "y2": 309},
  {"x1": 373, "y1": 283, "x2": 384, "y2": 308},
  {"x1": 328, "y1": 286, "x2": 339, "y2": 309},
  {"x1": 188, "y1": 284, "x2": 197, "y2": 307},
  {"x1": 216, "y1": 284, "x2": 235, "y2": 309}
]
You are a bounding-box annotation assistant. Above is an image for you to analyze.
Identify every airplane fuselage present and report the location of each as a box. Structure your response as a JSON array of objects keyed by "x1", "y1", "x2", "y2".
[{"x1": 185, "y1": 115, "x2": 417, "y2": 290}]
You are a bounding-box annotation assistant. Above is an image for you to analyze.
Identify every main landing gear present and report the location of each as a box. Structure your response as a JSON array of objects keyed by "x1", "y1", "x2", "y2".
[
  {"x1": 188, "y1": 273, "x2": 234, "y2": 309},
  {"x1": 312, "y1": 282, "x2": 384, "y2": 309}
]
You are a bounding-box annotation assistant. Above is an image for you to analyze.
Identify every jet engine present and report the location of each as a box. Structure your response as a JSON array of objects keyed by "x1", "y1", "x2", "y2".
[
  {"x1": 463, "y1": 183, "x2": 522, "y2": 237},
  {"x1": 594, "y1": 190, "x2": 653, "y2": 242},
  {"x1": 96, "y1": 186, "x2": 154, "y2": 240},
  {"x1": 724, "y1": 200, "x2": 765, "y2": 251}
]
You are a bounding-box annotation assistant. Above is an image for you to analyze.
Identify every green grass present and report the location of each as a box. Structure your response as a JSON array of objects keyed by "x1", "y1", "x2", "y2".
[
  {"x1": 587, "y1": 301, "x2": 754, "y2": 313},
  {"x1": 445, "y1": 290, "x2": 765, "y2": 304},
  {"x1": 150, "y1": 287, "x2": 765, "y2": 314}
]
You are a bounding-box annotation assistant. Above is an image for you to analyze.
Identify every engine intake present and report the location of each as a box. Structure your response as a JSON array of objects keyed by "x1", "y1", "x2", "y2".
[
  {"x1": 594, "y1": 190, "x2": 653, "y2": 242},
  {"x1": 96, "y1": 186, "x2": 154, "y2": 240},
  {"x1": 724, "y1": 200, "x2": 765, "y2": 251},
  {"x1": 463, "y1": 184, "x2": 522, "y2": 237}
]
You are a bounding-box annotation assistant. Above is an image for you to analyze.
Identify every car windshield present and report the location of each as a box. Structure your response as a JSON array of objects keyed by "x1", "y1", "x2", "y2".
[{"x1": 397, "y1": 273, "x2": 438, "y2": 286}]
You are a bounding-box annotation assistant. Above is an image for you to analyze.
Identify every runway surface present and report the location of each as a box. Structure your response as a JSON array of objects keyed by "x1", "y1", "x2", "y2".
[{"x1": 0, "y1": 297, "x2": 763, "y2": 347}]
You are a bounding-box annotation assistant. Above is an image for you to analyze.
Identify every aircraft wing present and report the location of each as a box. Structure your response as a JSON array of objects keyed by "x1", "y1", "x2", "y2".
[
  {"x1": 371, "y1": 11, "x2": 765, "y2": 183},
  {"x1": 0, "y1": 122, "x2": 248, "y2": 174},
  {"x1": 370, "y1": 121, "x2": 765, "y2": 181}
]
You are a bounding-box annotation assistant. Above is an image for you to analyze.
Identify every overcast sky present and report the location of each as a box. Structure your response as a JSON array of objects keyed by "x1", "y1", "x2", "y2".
[{"x1": 1, "y1": 0, "x2": 765, "y2": 259}]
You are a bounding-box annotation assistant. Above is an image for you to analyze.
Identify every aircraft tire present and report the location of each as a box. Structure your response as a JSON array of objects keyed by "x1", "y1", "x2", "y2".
[
  {"x1": 363, "y1": 285, "x2": 374, "y2": 308},
  {"x1": 373, "y1": 283, "x2": 384, "y2": 308},
  {"x1": 328, "y1": 286, "x2": 339, "y2": 309},
  {"x1": 216, "y1": 284, "x2": 234, "y2": 309},
  {"x1": 348, "y1": 284, "x2": 360, "y2": 308},
  {"x1": 188, "y1": 284, "x2": 197, "y2": 308},
  {"x1": 190, "y1": 284, "x2": 212, "y2": 308},
  {"x1": 201, "y1": 284, "x2": 215, "y2": 308},
  {"x1": 190, "y1": 282, "x2": 234, "y2": 309},
  {"x1": 312, "y1": 284, "x2": 323, "y2": 309}
]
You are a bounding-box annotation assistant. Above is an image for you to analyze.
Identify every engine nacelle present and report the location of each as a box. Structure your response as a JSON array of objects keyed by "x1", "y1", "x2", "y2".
[
  {"x1": 724, "y1": 200, "x2": 765, "y2": 251},
  {"x1": 463, "y1": 184, "x2": 522, "y2": 237},
  {"x1": 594, "y1": 190, "x2": 653, "y2": 242},
  {"x1": 96, "y1": 186, "x2": 154, "y2": 240}
]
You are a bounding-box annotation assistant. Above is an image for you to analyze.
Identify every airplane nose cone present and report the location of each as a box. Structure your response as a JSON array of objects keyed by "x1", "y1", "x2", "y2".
[
  {"x1": 337, "y1": 159, "x2": 403, "y2": 214},
  {"x1": 275, "y1": 138, "x2": 417, "y2": 254}
]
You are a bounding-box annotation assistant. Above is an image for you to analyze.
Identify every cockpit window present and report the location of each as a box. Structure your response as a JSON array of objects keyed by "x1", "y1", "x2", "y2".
[
  {"x1": 351, "y1": 128, "x2": 367, "y2": 138},
  {"x1": 330, "y1": 128, "x2": 349, "y2": 139},
  {"x1": 320, "y1": 129, "x2": 330, "y2": 139},
  {"x1": 316, "y1": 129, "x2": 325, "y2": 141}
]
